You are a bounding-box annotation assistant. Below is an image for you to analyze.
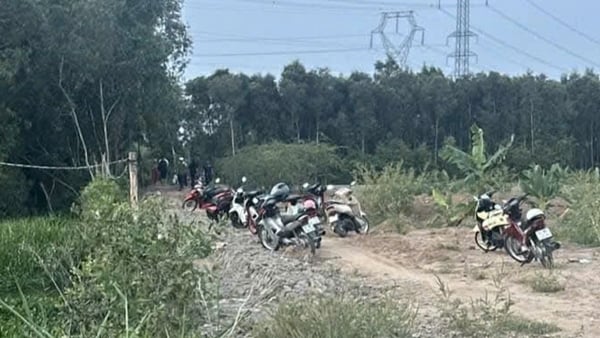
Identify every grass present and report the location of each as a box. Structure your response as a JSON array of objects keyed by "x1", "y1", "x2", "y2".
[
  {"x1": 253, "y1": 295, "x2": 416, "y2": 338},
  {"x1": 0, "y1": 216, "x2": 80, "y2": 295},
  {"x1": 435, "y1": 274, "x2": 561, "y2": 337},
  {"x1": 527, "y1": 272, "x2": 566, "y2": 293}
]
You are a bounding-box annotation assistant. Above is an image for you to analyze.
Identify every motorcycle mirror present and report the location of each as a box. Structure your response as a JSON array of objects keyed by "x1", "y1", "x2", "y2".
[
  {"x1": 215, "y1": 178, "x2": 221, "y2": 184},
  {"x1": 350, "y1": 181, "x2": 357, "y2": 186},
  {"x1": 302, "y1": 182, "x2": 309, "y2": 189},
  {"x1": 241, "y1": 176, "x2": 247, "y2": 183}
]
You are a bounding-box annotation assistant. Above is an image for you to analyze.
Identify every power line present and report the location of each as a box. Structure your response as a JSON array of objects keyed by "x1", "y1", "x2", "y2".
[
  {"x1": 523, "y1": 0, "x2": 600, "y2": 47},
  {"x1": 486, "y1": 4, "x2": 600, "y2": 68},
  {"x1": 439, "y1": 8, "x2": 567, "y2": 73},
  {"x1": 0, "y1": 159, "x2": 128, "y2": 171},
  {"x1": 192, "y1": 47, "x2": 369, "y2": 57}
]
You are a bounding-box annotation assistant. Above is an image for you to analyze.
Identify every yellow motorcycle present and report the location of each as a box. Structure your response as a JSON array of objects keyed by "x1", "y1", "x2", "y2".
[{"x1": 472, "y1": 191, "x2": 506, "y2": 252}]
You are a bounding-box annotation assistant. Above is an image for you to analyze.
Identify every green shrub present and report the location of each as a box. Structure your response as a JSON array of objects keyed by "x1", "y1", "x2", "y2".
[
  {"x1": 355, "y1": 162, "x2": 430, "y2": 230},
  {"x1": 253, "y1": 296, "x2": 415, "y2": 338},
  {"x1": 520, "y1": 164, "x2": 566, "y2": 209},
  {"x1": 0, "y1": 179, "x2": 215, "y2": 337},
  {"x1": 557, "y1": 170, "x2": 600, "y2": 246},
  {"x1": 0, "y1": 216, "x2": 80, "y2": 295},
  {"x1": 215, "y1": 142, "x2": 351, "y2": 187}
]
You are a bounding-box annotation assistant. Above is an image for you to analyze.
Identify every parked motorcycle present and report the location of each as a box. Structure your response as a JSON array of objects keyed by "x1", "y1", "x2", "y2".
[
  {"x1": 301, "y1": 182, "x2": 327, "y2": 217},
  {"x1": 182, "y1": 178, "x2": 234, "y2": 223},
  {"x1": 228, "y1": 176, "x2": 249, "y2": 229},
  {"x1": 502, "y1": 195, "x2": 560, "y2": 268},
  {"x1": 324, "y1": 181, "x2": 369, "y2": 237},
  {"x1": 257, "y1": 183, "x2": 322, "y2": 254},
  {"x1": 472, "y1": 191, "x2": 505, "y2": 252}
]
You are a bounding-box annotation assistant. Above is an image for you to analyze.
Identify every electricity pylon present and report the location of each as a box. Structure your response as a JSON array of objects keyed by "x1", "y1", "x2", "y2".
[
  {"x1": 370, "y1": 11, "x2": 425, "y2": 68},
  {"x1": 447, "y1": 0, "x2": 477, "y2": 77}
]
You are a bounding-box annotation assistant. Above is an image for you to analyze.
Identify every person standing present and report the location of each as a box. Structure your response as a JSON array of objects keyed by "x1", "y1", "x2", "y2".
[
  {"x1": 189, "y1": 159, "x2": 198, "y2": 187},
  {"x1": 203, "y1": 161, "x2": 213, "y2": 185},
  {"x1": 158, "y1": 158, "x2": 168, "y2": 184},
  {"x1": 176, "y1": 157, "x2": 187, "y2": 191}
]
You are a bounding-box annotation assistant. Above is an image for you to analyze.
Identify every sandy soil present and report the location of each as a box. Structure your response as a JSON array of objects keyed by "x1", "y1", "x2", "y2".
[{"x1": 154, "y1": 185, "x2": 599, "y2": 338}]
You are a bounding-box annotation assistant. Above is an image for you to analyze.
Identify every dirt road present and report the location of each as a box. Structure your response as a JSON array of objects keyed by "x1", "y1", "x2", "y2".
[
  {"x1": 156, "y1": 186, "x2": 598, "y2": 337},
  {"x1": 319, "y1": 229, "x2": 599, "y2": 338}
]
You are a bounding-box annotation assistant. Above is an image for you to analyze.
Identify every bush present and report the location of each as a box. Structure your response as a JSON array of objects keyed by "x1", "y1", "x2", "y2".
[
  {"x1": 354, "y1": 162, "x2": 432, "y2": 230},
  {"x1": 253, "y1": 296, "x2": 415, "y2": 338},
  {"x1": 215, "y1": 142, "x2": 351, "y2": 187},
  {"x1": 555, "y1": 169, "x2": 600, "y2": 246},
  {"x1": 519, "y1": 163, "x2": 566, "y2": 209},
  {"x1": 0, "y1": 168, "x2": 30, "y2": 216},
  {"x1": 1, "y1": 179, "x2": 215, "y2": 337}
]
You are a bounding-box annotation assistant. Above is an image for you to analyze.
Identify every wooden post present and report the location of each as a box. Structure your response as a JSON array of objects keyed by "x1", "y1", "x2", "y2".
[{"x1": 128, "y1": 152, "x2": 138, "y2": 208}]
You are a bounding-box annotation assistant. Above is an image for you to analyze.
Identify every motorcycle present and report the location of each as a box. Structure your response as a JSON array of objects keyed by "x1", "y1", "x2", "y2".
[
  {"x1": 257, "y1": 183, "x2": 322, "y2": 254},
  {"x1": 301, "y1": 182, "x2": 328, "y2": 217},
  {"x1": 472, "y1": 191, "x2": 505, "y2": 252},
  {"x1": 502, "y1": 195, "x2": 561, "y2": 268},
  {"x1": 324, "y1": 181, "x2": 370, "y2": 237},
  {"x1": 228, "y1": 176, "x2": 249, "y2": 229},
  {"x1": 181, "y1": 178, "x2": 234, "y2": 223}
]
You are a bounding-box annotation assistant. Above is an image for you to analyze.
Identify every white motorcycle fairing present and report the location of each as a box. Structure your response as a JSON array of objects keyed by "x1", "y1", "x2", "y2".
[{"x1": 229, "y1": 202, "x2": 247, "y2": 224}]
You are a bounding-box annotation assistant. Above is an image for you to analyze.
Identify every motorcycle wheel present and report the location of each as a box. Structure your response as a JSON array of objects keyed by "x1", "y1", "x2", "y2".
[
  {"x1": 229, "y1": 212, "x2": 245, "y2": 229},
  {"x1": 538, "y1": 239, "x2": 555, "y2": 269},
  {"x1": 299, "y1": 232, "x2": 316, "y2": 255},
  {"x1": 474, "y1": 230, "x2": 498, "y2": 252},
  {"x1": 333, "y1": 220, "x2": 349, "y2": 238},
  {"x1": 356, "y1": 216, "x2": 370, "y2": 234},
  {"x1": 258, "y1": 224, "x2": 279, "y2": 251},
  {"x1": 182, "y1": 199, "x2": 198, "y2": 212},
  {"x1": 504, "y1": 236, "x2": 529, "y2": 263}
]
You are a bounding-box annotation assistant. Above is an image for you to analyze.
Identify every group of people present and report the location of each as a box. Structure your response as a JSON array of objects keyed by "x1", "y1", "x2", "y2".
[{"x1": 151, "y1": 158, "x2": 214, "y2": 190}]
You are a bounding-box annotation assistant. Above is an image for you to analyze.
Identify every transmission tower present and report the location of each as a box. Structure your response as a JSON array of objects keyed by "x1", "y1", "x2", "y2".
[
  {"x1": 446, "y1": 0, "x2": 477, "y2": 77},
  {"x1": 370, "y1": 11, "x2": 424, "y2": 68}
]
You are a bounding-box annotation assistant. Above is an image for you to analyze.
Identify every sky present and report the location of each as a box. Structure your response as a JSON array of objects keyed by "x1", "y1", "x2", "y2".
[{"x1": 181, "y1": 0, "x2": 600, "y2": 81}]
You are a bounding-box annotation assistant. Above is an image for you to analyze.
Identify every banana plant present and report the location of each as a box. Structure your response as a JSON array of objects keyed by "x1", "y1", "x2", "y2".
[
  {"x1": 431, "y1": 189, "x2": 473, "y2": 227},
  {"x1": 440, "y1": 124, "x2": 514, "y2": 192},
  {"x1": 519, "y1": 163, "x2": 567, "y2": 209}
]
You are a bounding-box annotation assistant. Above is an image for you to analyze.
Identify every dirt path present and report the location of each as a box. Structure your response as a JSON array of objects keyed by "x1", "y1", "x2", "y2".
[
  {"x1": 319, "y1": 229, "x2": 600, "y2": 338},
  {"x1": 154, "y1": 186, "x2": 599, "y2": 337}
]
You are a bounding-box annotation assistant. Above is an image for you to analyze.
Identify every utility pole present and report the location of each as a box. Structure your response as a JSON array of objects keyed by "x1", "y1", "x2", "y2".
[
  {"x1": 370, "y1": 11, "x2": 424, "y2": 68},
  {"x1": 447, "y1": 0, "x2": 477, "y2": 77}
]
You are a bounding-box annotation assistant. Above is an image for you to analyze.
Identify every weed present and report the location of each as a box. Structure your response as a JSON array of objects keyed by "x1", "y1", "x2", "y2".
[
  {"x1": 528, "y1": 272, "x2": 565, "y2": 293},
  {"x1": 253, "y1": 295, "x2": 416, "y2": 338},
  {"x1": 434, "y1": 274, "x2": 560, "y2": 337}
]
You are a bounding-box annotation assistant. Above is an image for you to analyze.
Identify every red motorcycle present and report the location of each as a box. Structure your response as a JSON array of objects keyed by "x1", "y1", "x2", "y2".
[
  {"x1": 500, "y1": 194, "x2": 561, "y2": 268},
  {"x1": 182, "y1": 178, "x2": 234, "y2": 223}
]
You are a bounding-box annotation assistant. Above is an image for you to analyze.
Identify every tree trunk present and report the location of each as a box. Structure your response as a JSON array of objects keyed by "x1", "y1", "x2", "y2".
[
  {"x1": 230, "y1": 111, "x2": 236, "y2": 156},
  {"x1": 529, "y1": 98, "x2": 534, "y2": 154},
  {"x1": 434, "y1": 117, "x2": 440, "y2": 166}
]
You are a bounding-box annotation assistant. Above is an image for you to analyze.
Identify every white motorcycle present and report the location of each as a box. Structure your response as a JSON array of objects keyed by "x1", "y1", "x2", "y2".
[
  {"x1": 324, "y1": 181, "x2": 370, "y2": 237},
  {"x1": 228, "y1": 176, "x2": 248, "y2": 229}
]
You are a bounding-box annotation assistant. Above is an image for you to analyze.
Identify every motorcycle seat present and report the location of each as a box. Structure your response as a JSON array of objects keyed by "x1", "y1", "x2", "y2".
[
  {"x1": 203, "y1": 185, "x2": 230, "y2": 199},
  {"x1": 281, "y1": 213, "x2": 300, "y2": 224},
  {"x1": 246, "y1": 190, "x2": 263, "y2": 199},
  {"x1": 285, "y1": 194, "x2": 303, "y2": 203}
]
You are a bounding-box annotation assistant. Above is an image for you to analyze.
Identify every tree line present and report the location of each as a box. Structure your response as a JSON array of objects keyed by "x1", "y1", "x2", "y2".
[{"x1": 2, "y1": 0, "x2": 600, "y2": 216}]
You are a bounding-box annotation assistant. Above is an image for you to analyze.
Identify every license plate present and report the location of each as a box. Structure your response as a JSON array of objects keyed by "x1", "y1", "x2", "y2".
[
  {"x1": 535, "y1": 227, "x2": 553, "y2": 240},
  {"x1": 302, "y1": 223, "x2": 316, "y2": 233},
  {"x1": 329, "y1": 214, "x2": 338, "y2": 223},
  {"x1": 308, "y1": 216, "x2": 320, "y2": 226}
]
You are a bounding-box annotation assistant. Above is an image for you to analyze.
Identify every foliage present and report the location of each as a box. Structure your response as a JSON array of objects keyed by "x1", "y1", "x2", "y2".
[
  {"x1": 519, "y1": 164, "x2": 567, "y2": 209},
  {"x1": 355, "y1": 162, "x2": 432, "y2": 231},
  {"x1": 435, "y1": 275, "x2": 560, "y2": 337},
  {"x1": 527, "y1": 272, "x2": 565, "y2": 293},
  {"x1": 0, "y1": 179, "x2": 214, "y2": 337},
  {"x1": 440, "y1": 124, "x2": 514, "y2": 192},
  {"x1": 430, "y1": 189, "x2": 472, "y2": 227},
  {"x1": 215, "y1": 142, "x2": 351, "y2": 188},
  {"x1": 253, "y1": 295, "x2": 415, "y2": 338},
  {"x1": 0, "y1": 217, "x2": 80, "y2": 295},
  {"x1": 557, "y1": 170, "x2": 600, "y2": 246}
]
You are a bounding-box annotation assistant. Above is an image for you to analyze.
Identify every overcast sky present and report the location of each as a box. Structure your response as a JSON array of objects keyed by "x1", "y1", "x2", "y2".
[{"x1": 182, "y1": 0, "x2": 600, "y2": 81}]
